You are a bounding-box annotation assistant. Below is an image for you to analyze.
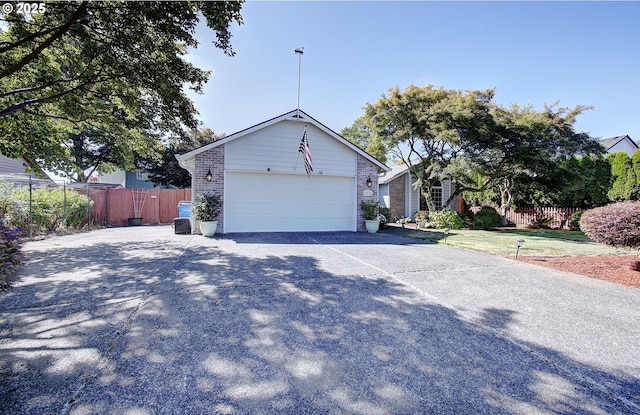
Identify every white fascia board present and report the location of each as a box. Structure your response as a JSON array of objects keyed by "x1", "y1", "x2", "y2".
[{"x1": 378, "y1": 163, "x2": 409, "y2": 184}]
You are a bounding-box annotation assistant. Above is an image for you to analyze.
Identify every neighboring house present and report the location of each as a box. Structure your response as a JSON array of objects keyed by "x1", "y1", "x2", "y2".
[
  {"x1": 97, "y1": 169, "x2": 158, "y2": 189},
  {"x1": 176, "y1": 109, "x2": 389, "y2": 233},
  {"x1": 0, "y1": 153, "x2": 55, "y2": 187},
  {"x1": 378, "y1": 163, "x2": 459, "y2": 220},
  {"x1": 599, "y1": 135, "x2": 638, "y2": 157}
]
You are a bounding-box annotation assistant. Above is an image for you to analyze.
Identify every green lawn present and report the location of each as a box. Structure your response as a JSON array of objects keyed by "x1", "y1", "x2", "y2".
[{"x1": 403, "y1": 227, "x2": 635, "y2": 257}]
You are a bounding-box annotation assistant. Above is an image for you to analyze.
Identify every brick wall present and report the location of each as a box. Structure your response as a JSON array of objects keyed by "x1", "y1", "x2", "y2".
[
  {"x1": 194, "y1": 145, "x2": 225, "y2": 234},
  {"x1": 388, "y1": 175, "x2": 406, "y2": 220},
  {"x1": 356, "y1": 154, "x2": 380, "y2": 232}
]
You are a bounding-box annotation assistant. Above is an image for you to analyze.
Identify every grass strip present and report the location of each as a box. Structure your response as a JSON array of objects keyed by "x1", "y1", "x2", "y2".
[{"x1": 404, "y1": 228, "x2": 635, "y2": 257}]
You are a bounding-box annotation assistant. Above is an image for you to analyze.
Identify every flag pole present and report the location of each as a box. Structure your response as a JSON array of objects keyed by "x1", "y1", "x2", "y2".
[
  {"x1": 295, "y1": 47, "x2": 304, "y2": 117},
  {"x1": 294, "y1": 124, "x2": 305, "y2": 172}
]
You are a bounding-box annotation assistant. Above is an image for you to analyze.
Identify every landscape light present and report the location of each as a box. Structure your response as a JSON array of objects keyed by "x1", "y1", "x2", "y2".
[
  {"x1": 443, "y1": 228, "x2": 450, "y2": 243},
  {"x1": 516, "y1": 239, "x2": 525, "y2": 259}
]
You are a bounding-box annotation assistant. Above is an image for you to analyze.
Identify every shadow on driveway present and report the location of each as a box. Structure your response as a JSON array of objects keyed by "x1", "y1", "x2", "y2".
[
  {"x1": 215, "y1": 229, "x2": 432, "y2": 245},
  {"x1": 0, "y1": 229, "x2": 638, "y2": 414}
]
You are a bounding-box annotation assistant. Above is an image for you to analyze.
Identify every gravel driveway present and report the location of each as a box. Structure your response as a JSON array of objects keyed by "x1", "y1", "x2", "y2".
[{"x1": 1, "y1": 226, "x2": 639, "y2": 414}]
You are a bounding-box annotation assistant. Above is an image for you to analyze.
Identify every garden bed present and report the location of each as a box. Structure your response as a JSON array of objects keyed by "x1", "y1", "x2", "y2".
[{"x1": 515, "y1": 254, "x2": 640, "y2": 289}]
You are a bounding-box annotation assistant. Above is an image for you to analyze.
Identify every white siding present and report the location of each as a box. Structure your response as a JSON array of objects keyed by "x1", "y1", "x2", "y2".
[
  {"x1": 379, "y1": 183, "x2": 390, "y2": 208},
  {"x1": 97, "y1": 170, "x2": 126, "y2": 187},
  {"x1": 408, "y1": 176, "x2": 420, "y2": 216},
  {"x1": 609, "y1": 141, "x2": 638, "y2": 157},
  {"x1": 225, "y1": 121, "x2": 356, "y2": 177}
]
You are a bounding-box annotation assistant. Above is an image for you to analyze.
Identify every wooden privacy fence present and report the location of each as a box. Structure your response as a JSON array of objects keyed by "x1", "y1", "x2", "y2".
[
  {"x1": 471, "y1": 206, "x2": 581, "y2": 229},
  {"x1": 77, "y1": 188, "x2": 192, "y2": 227},
  {"x1": 505, "y1": 207, "x2": 581, "y2": 229}
]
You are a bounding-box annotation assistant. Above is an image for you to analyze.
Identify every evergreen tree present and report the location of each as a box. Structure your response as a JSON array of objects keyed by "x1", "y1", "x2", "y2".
[{"x1": 608, "y1": 151, "x2": 639, "y2": 201}]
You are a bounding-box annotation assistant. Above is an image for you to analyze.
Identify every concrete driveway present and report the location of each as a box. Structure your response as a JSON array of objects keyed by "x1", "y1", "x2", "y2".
[{"x1": 1, "y1": 226, "x2": 639, "y2": 414}]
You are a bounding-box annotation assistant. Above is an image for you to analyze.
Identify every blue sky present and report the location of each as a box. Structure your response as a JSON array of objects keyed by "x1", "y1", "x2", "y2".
[{"x1": 187, "y1": 1, "x2": 640, "y2": 144}]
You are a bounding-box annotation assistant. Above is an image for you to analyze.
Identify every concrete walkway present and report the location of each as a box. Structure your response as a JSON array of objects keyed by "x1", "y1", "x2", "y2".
[{"x1": 1, "y1": 226, "x2": 639, "y2": 414}]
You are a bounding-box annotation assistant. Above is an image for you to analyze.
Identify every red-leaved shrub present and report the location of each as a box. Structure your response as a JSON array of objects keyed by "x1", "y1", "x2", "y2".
[{"x1": 579, "y1": 201, "x2": 640, "y2": 249}]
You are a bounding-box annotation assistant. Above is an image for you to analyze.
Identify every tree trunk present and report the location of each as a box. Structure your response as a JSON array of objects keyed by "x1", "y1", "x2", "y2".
[
  {"x1": 498, "y1": 177, "x2": 512, "y2": 222},
  {"x1": 422, "y1": 183, "x2": 436, "y2": 214}
]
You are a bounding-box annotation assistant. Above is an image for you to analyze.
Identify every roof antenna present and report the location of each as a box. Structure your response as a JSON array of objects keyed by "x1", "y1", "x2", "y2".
[{"x1": 295, "y1": 47, "x2": 304, "y2": 118}]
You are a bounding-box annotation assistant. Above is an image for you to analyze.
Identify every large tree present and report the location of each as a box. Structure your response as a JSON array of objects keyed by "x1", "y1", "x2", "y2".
[
  {"x1": 492, "y1": 154, "x2": 612, "y2": 209},
  {"x1": 365, "y1": 85, "x2": 494, "y2": 213},
  {"x1": 457, "y1": 103, "x2": 603, "y2": 213},
  {"x1": 1, "y1": 1, "x2": 243, "y2": 173},
  {"x1": 68, "y1": 129, "x2": 138, "y2": 183},
  {"x1": 364, "y1": 85, "x2": 601, "y2": 214},
  {"x1": 340, "y1": 116, "x2": 387, "y2": 163},
  {"x1": 135, "y1": 127, "x2": 224, "y2": 188}
]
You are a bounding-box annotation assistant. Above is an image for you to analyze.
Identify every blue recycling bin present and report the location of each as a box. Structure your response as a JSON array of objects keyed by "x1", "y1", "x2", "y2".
[{"x1": 177, "y1": 201, "x2": 191, "y2": 218}]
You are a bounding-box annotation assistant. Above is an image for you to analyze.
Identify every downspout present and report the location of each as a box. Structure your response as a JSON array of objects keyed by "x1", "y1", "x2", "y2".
[{"x1": 175, "y1": 154, "x2": 196, "y2": 233}]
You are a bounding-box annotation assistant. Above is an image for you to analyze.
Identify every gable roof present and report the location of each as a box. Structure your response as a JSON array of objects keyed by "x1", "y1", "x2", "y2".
[
  {"x1": 598, "y1": 135, "x2": 638, "y2": 153},
  {"x1": 0, "y1": 153, "x2": 55, "y2": 184},
  {"x1": 177, "y1": 109, "x2": 389, "y2": 171},
  {"x1": 379, "y1": 163, "x2": 410, "y2": 185}
]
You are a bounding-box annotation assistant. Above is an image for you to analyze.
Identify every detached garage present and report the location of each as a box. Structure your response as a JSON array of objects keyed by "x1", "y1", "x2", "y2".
[{"x1": 176, "y1": 109, "x2": 389, "y2": 234}]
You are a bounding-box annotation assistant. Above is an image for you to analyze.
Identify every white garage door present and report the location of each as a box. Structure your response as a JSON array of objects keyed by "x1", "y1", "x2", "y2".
[{"x1": 225, "y1": 172, "x2": 355, "y2": 232}]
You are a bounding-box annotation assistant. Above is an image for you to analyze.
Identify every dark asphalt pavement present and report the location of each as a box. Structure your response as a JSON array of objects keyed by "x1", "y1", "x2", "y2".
[{"x1": 1, "y1": 226, "x2": 639, "y2": 414}]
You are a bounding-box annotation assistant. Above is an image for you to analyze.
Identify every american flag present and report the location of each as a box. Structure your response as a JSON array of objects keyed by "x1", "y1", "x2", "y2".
[{"x1": 298, "y1": 127, "x2": 313, "y2": 175}]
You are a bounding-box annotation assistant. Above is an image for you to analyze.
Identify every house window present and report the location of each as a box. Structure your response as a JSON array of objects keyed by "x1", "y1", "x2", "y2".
[
  {"x1": 431, "y1": 184, "x2": 443, "y2": 209},
  {"x1": 136, "y1": 171, "x2": 149, "y2": 181}
]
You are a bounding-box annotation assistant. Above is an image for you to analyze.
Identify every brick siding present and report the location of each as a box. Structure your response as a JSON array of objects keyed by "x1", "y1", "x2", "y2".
[
  {"x1": 356, "y1": 154, "x2": 380, "y2": 232},
  {"x1": 194, "y1": 145, "x2": 225, "y2": 234},
  {"x1": 388, "y1": 175, "x2": 406, "y2": 220}
]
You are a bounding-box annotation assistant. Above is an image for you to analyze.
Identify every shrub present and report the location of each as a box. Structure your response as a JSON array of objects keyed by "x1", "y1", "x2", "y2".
[
  {"x1": 527, "y1": 213, "x2": 554, "y2": 229},
  {"x1": 414, "y1": 211, "x2": 428, "y2": 221},
  {"x1": 7, "y1": 187, "x2": 91, "y2": 232},
  {"x1": 193, "y1": 192, "x2": 222, "y2": 222},
  {"x1": 568, "y1": 210, "x2": 584, "y2": 231},
  {"x1": 429, "y1": 208, "x2": 464, "y2": 229},
  {"x1": 460, "y1": 213, "x2": 473, "y2": 229},
  {"x1": 579, "y1": 201, "x2": 640, "y2": 249},
  {"x1": 0, "y1": 225, "x2": 24, "y2": 291},
  {"x1": 360, "y1": 201, "x2": 380, "y2": 220},
  {"x1": 414, "y1": 211, "x2": 429, "y2": 228},
  {"x1": 0, "y1": 183, "x2": 16, "y2": 219},
  {"x1": 378, "y1": 207, "x2": 391, "y2": 228},
  {"x1": 473, "y1": 206, "x2": 503, "y2": 230}
]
